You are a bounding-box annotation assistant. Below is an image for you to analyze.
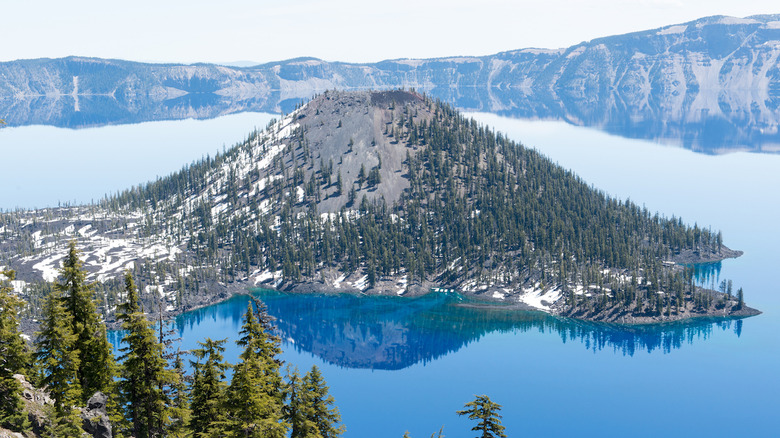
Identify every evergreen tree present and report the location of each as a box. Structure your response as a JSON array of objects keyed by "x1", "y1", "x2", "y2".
[
  {"x1": 190, "y1": 337, "x2": 229, "y2": 437},
  {"x1": 737, "y1": 287, "x2": 745, "y2": 310},
  {"x1": 367, "y1": 167, "x2": 381, "y2": 187},
  {"x1": 348, "y1": 187, "x2": 357, "y2": 206},
  {"x1": 54, "y1": 404, "x2": 87, "y2": 437},
  {"x1": 357, "y1": 164, "x2": 366, "y2": 187},
  {"x1": 34, "y1": 288, "x2": 83, "y2": 434},
  {"x1": 456, "y1": 395, "x2": 506, "y2": 438},
  {"x1": 118, "y1": 271, "x2": 171, "y2": 438},
  {"x1": 302, "y1": 365, "x2": 344, "y2": 438},
  {"x1": 56, "y1": 240, "x2": 116, "y2": 402},
  {"x1": 225, "y1": 301, "x2": 287, "y2": 437},
  {"x1": 167, "y1": 350, "x2": 190, "y2": 438},
  {"x1": 284, "y1": 367, "x2": 317, "y2": 438},
  {"x1": 0, "y1": 269, "x2": 31, "y2": 432}
]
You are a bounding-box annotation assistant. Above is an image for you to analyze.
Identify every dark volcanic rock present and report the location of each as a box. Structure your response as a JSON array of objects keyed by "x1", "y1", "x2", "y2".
[{"x1": 80, "y1": 392, "x2": 112, "y2": 438}]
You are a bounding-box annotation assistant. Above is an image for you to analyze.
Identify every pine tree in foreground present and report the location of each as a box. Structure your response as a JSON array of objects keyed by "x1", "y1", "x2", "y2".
[
  {"x1": 57, "y1": 240, "x2": 116, "y2": 403},
  {"x1": 118, "y1": 271, "x2": 171, "y2": 438},
  {"x1": 285, "y1": 367, "x2": 318, "y2": 438},
  {"x1": 166, "y1": 350, "x2": 190, "y2": 437},
  {"x1": 456, "y1": 395, "x2": 506, "y2": 438},
  {"x1": 34, "y1": 287, "x2": 83, "y2": 434},
  {"x1": 285, "y1": 364, "x2": 345, "y2": 438},
  {"x1": 225, "y1": 301, "x2": 288, "y2": 438},
  {"x1": 302, "y1": 365, "x2": 344, "y2": 438},
  {"x1": 189, "y1": 337, "x2": 229, "y2": 437},
  {"x1": 0, "y1": 269, "x2": 31, "y2": 432}
]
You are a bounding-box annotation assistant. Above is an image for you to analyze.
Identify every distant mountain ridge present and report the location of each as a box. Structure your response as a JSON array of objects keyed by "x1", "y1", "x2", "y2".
[{"x1": 2, "y1": 15, "x2": 780, "y2": 152}]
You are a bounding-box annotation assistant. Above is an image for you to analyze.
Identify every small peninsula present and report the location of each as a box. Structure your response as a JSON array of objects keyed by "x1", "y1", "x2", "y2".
[{"x1": 0, "y1": 90, "x2": 760, "y2": 329}]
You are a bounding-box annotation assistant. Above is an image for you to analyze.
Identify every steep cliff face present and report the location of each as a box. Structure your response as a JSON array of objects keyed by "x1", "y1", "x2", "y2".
[
  {"x1": 2, "y1": 15, "x2": 780, "y2": 146},
  {"x1": 6, "y1": 15, "x2": 780, "y2": 101}
]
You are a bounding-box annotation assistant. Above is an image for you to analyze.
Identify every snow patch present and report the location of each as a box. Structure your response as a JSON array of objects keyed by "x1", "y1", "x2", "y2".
[
  {"x1": 517, "y1": 286, "x2": 563, "y2": 311},
  {"x1": 393, "y1": 59, "x2": 426, "y2": 67},
  {"x1": 10, "y1": 280, "x2": 27, "y2": 294},
  {"x1": 717, "y1": 17, "x2": 759, "y2": 26},
  {"x1": 31, "y1": 231, "x2": 43, "y2": 248},
  {"x1": 77, "y1": 225, "x2": 94, "y2": 237},
  {"x1": 144, "y1": 284, "x2": 164, "y2": 296},
  {"x1": 396, "y1": 275, "x2": 408, "y2": 296},
  {"x1": 320, "y1": 212, "x2": 338, "y2": 224},
  {"x1": 658, "y1": 25, "x2": 687, "y2": 35},
  {"x1": 351, "y1": 275, "x2": 369, "y2": 291},
  {"x1": 32, "y1": 253, "x2": 67, "y2": 282},
  {"x1": 333, "y1": 273, "x2": 346, "y2": 289},
  {"x1": 254, "y1": 269, "x2": 282, "y2": 286}
]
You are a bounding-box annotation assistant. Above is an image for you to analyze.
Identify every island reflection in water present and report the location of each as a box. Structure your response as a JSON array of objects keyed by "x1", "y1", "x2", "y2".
[{"x1": 170, "y1": 290, "x2": 746, "y2": 370}]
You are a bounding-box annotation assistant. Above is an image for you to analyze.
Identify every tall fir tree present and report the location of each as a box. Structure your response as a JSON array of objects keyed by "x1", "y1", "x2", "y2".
[
  {"x1": 301, "y1": 365, "x2": 344, "y2": 438},
  {"x1": 167, "y1": 350, "x2": 190, "y2": 438},
  {"x1": 189, "y1": 337, "x2": 229, "y2": 437},
  {"x1": 118, "y1": 271, "x2": 171, "y2": 438},
  {"x1": 284, "y1": 367, "x2": 318, "y2": 438},
  {"x1": 225, "y1": 301, "x2": 288, "y2": 438},
  {"x1": 456, "y1": 395, "x2": 506, "y2": 438},
  {"x1": 0, "y1": 269, "x2": 31, "y2": 432},
  {"x1": 34, "y1": 287, "x2": 83, "y2": 434},
  {"x1": 56, "y1": 240, "x2": 116, "y2": 402}
]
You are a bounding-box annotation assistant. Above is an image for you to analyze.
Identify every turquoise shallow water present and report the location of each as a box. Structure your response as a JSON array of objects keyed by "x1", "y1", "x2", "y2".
[{"x1": 11, "y1": 109, "x2": 778, "y2": 437}]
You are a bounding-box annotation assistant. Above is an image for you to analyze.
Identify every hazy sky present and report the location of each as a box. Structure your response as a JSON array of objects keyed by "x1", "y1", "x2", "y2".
[{"x1": 2, "y1": 0, "x2": 778, "y2": 64}]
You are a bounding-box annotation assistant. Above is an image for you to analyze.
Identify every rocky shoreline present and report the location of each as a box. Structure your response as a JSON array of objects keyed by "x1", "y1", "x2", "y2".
[
  {"x1": 160, "y1": 265, "x2": 761, "y2": 330},
  {"x1": 157, "y1": 244, "x2": 761, "y2": 329},
  {"x1": 669, "y1": 247, "x2": 743, "y2": 264},
  {"x1": 18, "y1": 252, "x2": 760, "y2": 337}
]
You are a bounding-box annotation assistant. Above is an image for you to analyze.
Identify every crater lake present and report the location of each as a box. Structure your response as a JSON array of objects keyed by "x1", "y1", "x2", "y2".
[{"x1": 5, "y1": 105, "x2": 778, "y2": 438}]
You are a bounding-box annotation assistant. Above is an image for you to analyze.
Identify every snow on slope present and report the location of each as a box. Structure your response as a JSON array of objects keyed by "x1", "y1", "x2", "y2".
[{"x1": 6, "y1": 110, "x2": 305, "y2": 312}]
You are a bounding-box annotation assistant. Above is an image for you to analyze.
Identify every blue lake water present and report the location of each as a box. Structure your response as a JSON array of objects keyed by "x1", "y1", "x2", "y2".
[
  {"x1": 112, "y1": 290, "x2": 756, "y2": 438},
  {"x1": 7, "y1": 110, "x2": 780, "y2": 437},
  {"x1": 0, "y1": 112, "x2": 275, "y2": 210}
]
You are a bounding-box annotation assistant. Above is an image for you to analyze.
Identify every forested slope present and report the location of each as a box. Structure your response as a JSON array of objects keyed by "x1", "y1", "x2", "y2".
[{"x1": 0, "y1": 90, "x2": 758, "y2": 325}]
